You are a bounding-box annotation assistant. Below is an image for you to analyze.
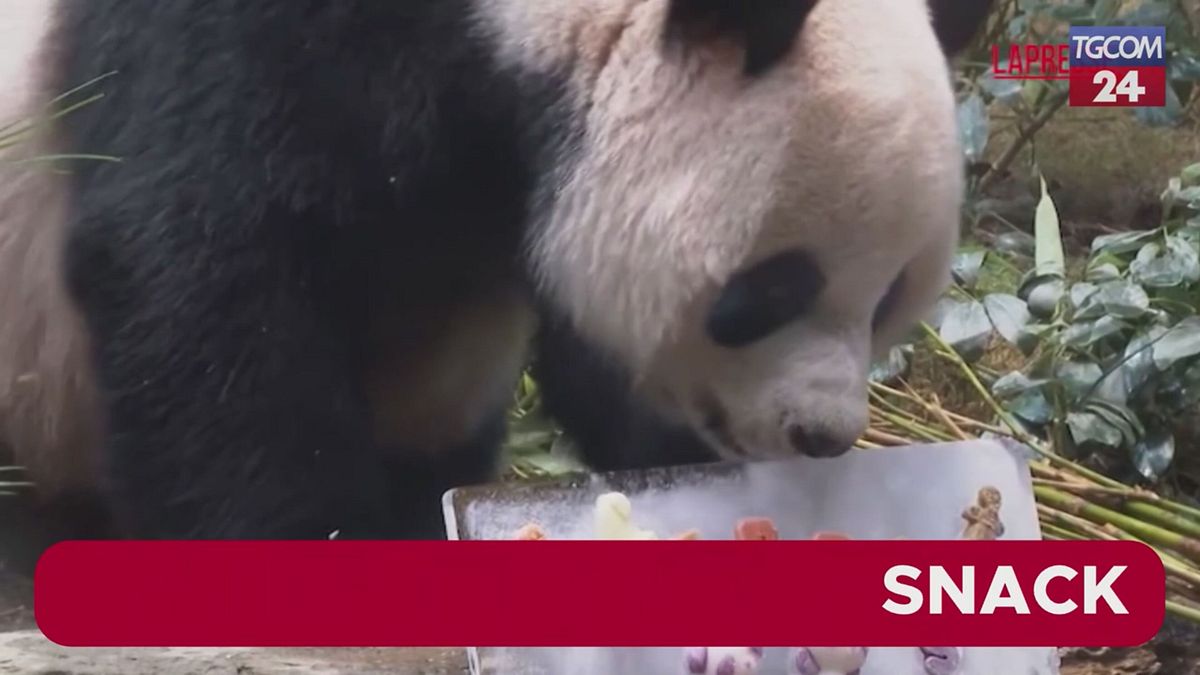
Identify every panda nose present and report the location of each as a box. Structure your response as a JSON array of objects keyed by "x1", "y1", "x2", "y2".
[{"x1": 788, "y1": 425, "x2": 850, "y2": 458}]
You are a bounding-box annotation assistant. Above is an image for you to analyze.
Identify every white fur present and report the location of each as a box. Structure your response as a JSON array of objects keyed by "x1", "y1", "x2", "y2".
[
  {"x1": 480, "y1": 0, "x2": 964, "y2": 458},
  {"x1": 0, "y1": 0, "x2": 104, "y2": 499}
]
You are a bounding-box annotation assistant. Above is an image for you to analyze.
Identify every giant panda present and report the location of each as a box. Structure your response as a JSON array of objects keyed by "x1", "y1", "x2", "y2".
[{"x1": 0, "y1": 0, "x2": 992, "y2": 542}]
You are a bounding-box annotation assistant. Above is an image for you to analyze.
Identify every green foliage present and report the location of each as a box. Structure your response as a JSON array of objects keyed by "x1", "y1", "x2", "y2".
[
  {"x1": 503, "y1": 372, "x2": 585, "y2": 479},
  {"x1": 905, "y1": 164, "x2": 1200, "y2": 482}
]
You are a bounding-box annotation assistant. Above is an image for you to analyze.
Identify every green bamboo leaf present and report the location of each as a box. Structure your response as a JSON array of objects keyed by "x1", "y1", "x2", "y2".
[
  {"x1": 1085, "y1": 399, "x2": 1144, "y2": 447},
  {"x1": 1016, "y1": 322, "x2": 1055, "y2": 355},
  {"x1": 939, "y1": 299, "x2": 992, "y2": 361},
  {"x1": 869, "y1": 344, "x2": 912, "y2": 384},
  {"x1": 1020, "y1": 275, "x2": 1065, "y2": 319},
  {"x1": 1067, "y1": 411, "x2": 1124, "y2": 448},
  {"x1": 993, "y1": 371, "x2": 1049, "y2": 398},
  {"x1": 1091, "y1": 229, "x2": 1158, "y2": 256},
  {"x1": 1123, "y1": 325, "x2": 1171, "y2": 393},
  {"x1": 1085, "y1": 262, "x2": 1122, "y2": 282},
  {"x1": 994, "y1": 231, "x2": 1036, "y2": 256},
  {"x1": 1181, "y1": 162, "x2": 1200, "y2": 188},
  {"x1": 979, "y1": 72, "x2": 1024, "y2": 106},
  {"x1": 1132, "y1": 430, "x2": 1175, "y2": 481},
  {"x1": 1096, "y1": 281, "x2": 1152, "y2": 319},
  {"x1": 1062, "y1": 315, "x2": 1127, "y2": 348},
  {"x1": 983, "y1": 293, "x2": 1031, "y2": 345},
  {"x1": 1034, "y1": 174, "x2": 1065, "y2": 279},
  {"x1": 1070, "y1": 282, "x2": 1102, "y2": 319},
  {"x1": 1152, "y1": 317, "x2": 1200, "y2": 371},
  {"x1": 1056, "y1": 361, "x2": 1104, "y2": 399},
  {"x1": 957, "y1": 94, "x2": 990, "y2": 163},
  {"x1": 1130, "y1": 236, "x2": 1200, "y2": 287},
  {"x1": 1009, "y1": 389, "x2": 1053, "y2": 425},
  {"x1": 952, "y1": 249, "x2": 987, "y2": 289},
  {"x1": 927, "y1": 297, "x2": 961, "y2": 331}
]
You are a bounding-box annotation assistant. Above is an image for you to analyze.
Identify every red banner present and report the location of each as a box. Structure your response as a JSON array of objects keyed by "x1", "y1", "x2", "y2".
[{"x1": 35, "y1": 540, "x2": 1164, "y2": 648}]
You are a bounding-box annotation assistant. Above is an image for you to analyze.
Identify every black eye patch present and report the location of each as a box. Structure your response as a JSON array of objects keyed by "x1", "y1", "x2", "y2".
[
  {"x1": 663, "y1": 0, "x2": 820, "y2": 76},
  {"x1": 928, "y1": 0, "x2": 993, "y2": 57},
  {"x1": 706, "y1": 249, "x2": 825, "y2": 348},
  {"x1": 872, "y1": 271, "x2": 907, "y2": 331}
]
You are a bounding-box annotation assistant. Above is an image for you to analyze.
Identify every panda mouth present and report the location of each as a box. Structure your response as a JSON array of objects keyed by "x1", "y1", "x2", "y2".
[
  {"x1": 707, "y1": 425, "x2": 749, "y2": 458},
  {"x1": 694, "y1": 390, "x2": 748, "y2": 457},
  {"x1": 714, "y1": 434, "x2": 749, "y2": 458}
]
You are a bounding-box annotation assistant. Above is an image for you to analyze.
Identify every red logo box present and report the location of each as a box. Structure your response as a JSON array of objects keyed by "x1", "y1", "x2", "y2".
[
  {"x1": 1067, "y1": 27, "x2": 1167, "y2": 107},
  {"x1": 1069, "y1": 66, "x2": 1166, "y2": 107}
]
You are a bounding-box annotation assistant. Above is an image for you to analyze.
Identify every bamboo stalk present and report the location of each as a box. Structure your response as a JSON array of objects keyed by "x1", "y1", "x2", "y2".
[
  {"x1": 1160, "y1": 558, "x2": 1200, "y2": 591},
  {"x1": 861, "y1": 428, "x2": 913, "y2": 447},
  {"x1": 1040, "y1": 507, "x2": 1200, "y2": 589},
  {"x1": 1030, "y1": 463, "x2": 1099, "y2": 486},
  {"x1": 1038, "y1": 523, "x2": 1086, "y2": 541},
  {"x1": 1131, "y1": 499, "x2": 1200, "y2": 526},
  {"x1": 1036, "y1": 486, "x2": 1200, "y2": 563},
  {"x1": 1032, "y1": 479, "x2": 1147, "y2": 501},
  {"x1": 1167, "y1": 599, "x2": 1200, "y2": 624},
  {"x1": 1122, "y1": 501, "x2": 1200, "y2": 540},
  {"x1": 918, "y1": 324, "x2": 1200, "y2": 525},
  {"x1": 929, "y1": 394, "x2": 970, "y2": 441},
  {"x1": 869, "y1": 408, "x2": 955, "y2": 442},
  {"x1": 1030, "y1": 465, "x2": 1200, "y2": 538},
  {"x1": 1038, "y1": 505, "x2": 1120, "y2": 541},
  {"x1": 871, "y1": 382, "x2": 1013, "y2": 436},
  {"x1": 1166, "y1": 578, "x2": 1200, "y2": 603}
]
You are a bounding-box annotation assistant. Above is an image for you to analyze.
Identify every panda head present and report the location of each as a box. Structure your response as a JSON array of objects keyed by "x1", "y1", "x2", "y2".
[{"x1": 481, "y1": 0, "x2": 991, "y2": 460}]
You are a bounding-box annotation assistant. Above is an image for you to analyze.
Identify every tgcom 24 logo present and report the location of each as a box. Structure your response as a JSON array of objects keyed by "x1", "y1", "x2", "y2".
[{"x1": 991, "y1": 25, "x2": 1167, "y2": 107}]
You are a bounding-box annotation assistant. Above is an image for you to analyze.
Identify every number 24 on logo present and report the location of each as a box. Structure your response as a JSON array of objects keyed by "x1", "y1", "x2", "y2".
[{"x1": 1092, "y1": 70, "x2": 1147, "y2": 103}]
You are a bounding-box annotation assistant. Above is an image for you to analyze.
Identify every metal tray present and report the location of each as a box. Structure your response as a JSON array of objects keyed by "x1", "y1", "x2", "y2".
[{"x1": 443, "y1": 440, "x2": 1060, "y2": 675}]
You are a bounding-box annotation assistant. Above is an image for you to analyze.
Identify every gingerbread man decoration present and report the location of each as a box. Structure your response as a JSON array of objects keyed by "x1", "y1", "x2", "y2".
[{"x1": 961, "y1": 486, "x2": 1004, "y2": 540}]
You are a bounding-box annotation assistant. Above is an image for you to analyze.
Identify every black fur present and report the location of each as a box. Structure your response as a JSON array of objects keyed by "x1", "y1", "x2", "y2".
[
  {"x1": 706, "y1": 249, "x2": 826, "y2": 349},
  {"x1": 664, "y1": 0, "x2": 992, "y2": 73},
  {"x1": 532, "y1": 314, "x2": 718, "y2": 473},
  {"x1": 664, "y1": 0, "x2": 819, "y2": 76},
  {"x1": 50, "y1": 0, "x2": 569, "y2": 539},
  {"x1": 929, "y1": 0, "x2": 994, "y2": 57}
]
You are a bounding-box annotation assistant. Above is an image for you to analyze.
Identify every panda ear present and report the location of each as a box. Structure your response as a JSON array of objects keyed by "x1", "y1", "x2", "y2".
[
  {"x1": 928, "y1": 0, "x2": 993, "y2": 56},
  {"x1": 664, "y1": 0, "x2": 819, "y2": 76}
]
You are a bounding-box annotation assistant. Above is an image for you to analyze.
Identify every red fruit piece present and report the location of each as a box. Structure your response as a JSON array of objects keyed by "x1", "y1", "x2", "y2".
[
  {"x1": 513, "y1": 524, "x2": 548, "y2": 540},
  {"x1": 735, "y1": 518, "x2": 779, "y2": 541}
]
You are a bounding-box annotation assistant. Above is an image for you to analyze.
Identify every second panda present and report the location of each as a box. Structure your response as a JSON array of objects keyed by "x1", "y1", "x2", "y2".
[{"x1": 0, "y1": 0, "x2": 992, "y2": 539}]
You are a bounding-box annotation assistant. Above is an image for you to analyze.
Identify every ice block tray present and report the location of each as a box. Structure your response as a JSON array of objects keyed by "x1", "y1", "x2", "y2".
[{"x1": 442, "y1": 440, "x2": 1060, "y2": 675}]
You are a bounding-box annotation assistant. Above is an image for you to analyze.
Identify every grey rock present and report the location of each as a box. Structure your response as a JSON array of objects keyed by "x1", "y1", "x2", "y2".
[{"x1": 0, "y1": 631, "x2": 468, "y2": 675}]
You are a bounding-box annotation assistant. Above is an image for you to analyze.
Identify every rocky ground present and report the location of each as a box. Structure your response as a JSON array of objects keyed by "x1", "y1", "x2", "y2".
[{"x1": 0, "y1": 559, "x2": 472, "y2": 674}]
